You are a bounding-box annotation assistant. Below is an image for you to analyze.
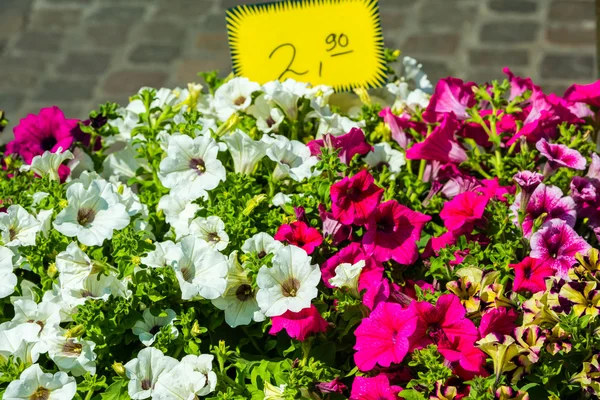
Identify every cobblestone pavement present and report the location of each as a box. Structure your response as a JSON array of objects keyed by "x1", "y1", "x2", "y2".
[{"x1": 0, "y1": 0, "x2": 596, "y2": 142}]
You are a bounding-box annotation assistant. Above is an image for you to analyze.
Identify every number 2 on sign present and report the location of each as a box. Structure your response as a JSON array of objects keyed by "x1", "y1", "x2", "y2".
[{"x1": 269, "y1": 33, "x2": 354, "y2": 81}]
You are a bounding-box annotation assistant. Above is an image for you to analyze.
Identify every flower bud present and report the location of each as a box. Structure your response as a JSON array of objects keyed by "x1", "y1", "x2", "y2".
[{"x1": 112, "y1": 362, "x2": 127, "y2": 377}]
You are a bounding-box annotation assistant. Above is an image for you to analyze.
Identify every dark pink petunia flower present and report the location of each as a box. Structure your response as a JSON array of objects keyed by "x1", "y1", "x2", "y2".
[
  {"x1": 379, "y1": 108, "x2": 411, "y2": 149},
  {"x1": 363, "y1": 200, "x2": 431, "y2": 265},
  {"x1": 503, "y1": 68, "x2": 540, "y2": 101},
  {"x1": 317, "y1": 204, "x2": 352, "y2": 245},
  {"x1": 330, "y1": 170, "x2": 384, "y2": 226},
  {"x1": 349, "y1": 374, "x2": 402, "y2": 400},
  {"x1": 269, "y1": 305, "x2": 328, "y2": 341},
  {"x1": 353, "y1": 302, "x2": 418, "y2": 371},
  {"x1": 423, "y1": 77, "x2": 477, "y2": 122},
  {"x1": 441, "y1": 175, "x2": 481, "y2": 199},
  {"x1": 478, "y1": 307, "x2": 518, "y2": 338},
  {"x1": 321, "y1": 242, "x2": 379, "y2": 288},
  {"x1": 536, "y1": 138, "x2": 586, "y2": 172},
  {"x1": 274, "y1": 221, "x2": 323, "y2": 255},
  {"x1": 439, "y1": 191, "x2": 489, "y2": 234},
  {"x1": 316, "y1": 377, "x2": 347, "y2": 395},
  {"x1": 6, "y1": 106, "x2": 78, "y2": 163},
  {"x1": 510, "y1": 257, "x2": 553, "y2": 293},
  {"x1": 516, "y1": 183, "x2": 576, "y2": 238},
  {"x1": 564, "y1": 80, "x2": 600, "y2": 108},
  {"x1": 406, "y1": 113, "x2": 467, "y2": 164},
  {"x1": 438, "y1": 335, "x2": 488, "y2": 380},
  {"x1": 307, "y1": 128, "x2": 371, "y2": 164},
  {"x1": 530, "y1": 219, "x2": 591, "y2": 278},
  {"x1": 513, "y1": 171, "x2": 544, "y2": 194},
  {"x1": 479, "y1": 178, "x2": 514, "y2": 202},
  {"x1": 548, "y1": 93, "x2": 593, "y2": 119}
]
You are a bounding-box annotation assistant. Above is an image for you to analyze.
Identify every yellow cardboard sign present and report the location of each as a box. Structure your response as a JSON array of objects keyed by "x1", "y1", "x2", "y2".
[{"x1": 226, "y1": 0, "x2": 386, "y2": 91}]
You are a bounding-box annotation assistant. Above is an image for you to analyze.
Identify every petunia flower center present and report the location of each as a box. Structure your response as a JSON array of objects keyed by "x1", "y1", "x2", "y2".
[
  {"x1": 141, "y1": 379, "x2": 153, "y2": 390},
  {"x1": 149, "y1": 325, "x2": 161, "y2": 335},
  {"x1": 81, "y1": 290, "x2": 95, "y2": 298},
  {"x1": 189, "y1": 158, "x2": 206, "y2": 176},
  {"x1": 266, "y1": 116, "x2": 275, "y2": 128},
  {"x1": 77, "y1": 208, "x2": 96, "y2": 226},
  {"x1": 40, "y1": 136, "x2": 57, "y2": 151},
  {"x1": 257, "y1": 250, "x2": 267, "y2": 259},
  {"x1": 281, "y1": 278, "x2": 300, "y2": 297},
  {"x1": 29, "y1": 386, "x2": 50, "y2": 400},
  {"x1": 8, "y1": 227, "x2": 17, "y2": 241},
  {"x1": 235, "y1": 284, "x2": 254, "y2": 301},
  {"x1": 207, "y1": 232, "x2": 220, "y2": 243},
  {"x1": 62, "y1": 339, "x2": 83, "y2": 355},
  {"x1": 181, "y1": 266, "x2": 195, "y2": 282},
  {"x1": 376, "y1": 216, "x2": 395, "y2": 232},
  {"x1": 233, "y1": 96, "x2": 246, "y2": 106}
]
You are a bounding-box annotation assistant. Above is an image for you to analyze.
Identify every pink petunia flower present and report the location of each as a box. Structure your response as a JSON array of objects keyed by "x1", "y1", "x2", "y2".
[
  {"x1": 503, "y1": 68, "x2": 540, "y2": 101},
  {"x1": 515, "y1": 183, "x2": 576, "y2": 238},
  {"x1": 349, "y1": 374, "x2": 402, "y2": 400},
  {"x1": 7, "y1": 107, "x2": 78, "y2": 164},
  {"x1": 307, "y1": 128, "x2": 372, "y2": 164},
  {"x1": 530, "y1": 219, "x2": 591, "y2": 278},
  {"x1": 564, "y1": 80, "x2": 600, "y2": 108},
  {"x1": 363, "y1": 200, "x2": 431, "y2": 265},
  {"x1": 353, "y1": 301, "x2": 418, "y2": 371},
  {"x1": 439, "y1": 191, "x2": 489, "y2": 234},
  {"x1": 536, "y1": 138, "x2": 586, "y2": 172},
  {"x1": 478, "y1": 307, "x2": 518, "y2": 338},
  {"x1": 269, "y1": 305, "x2": 328, "y2": 341},
  {"x1": 330, "y1": 170, "x2": 384, "y2": 226},
  {"x1": 316, "y1": 377, "x2": 347, "y2": 394},
  {"x1": 406, "y1": 113, "x2": 467, "y2": 164},
  {"x1": 317, "y1": 204, "x2": 352, "y2": 245},
  {"x1": 379, "y1": 108, "x2": 411, "y2": 149},
  {"x1": 510, "y1": 257, "x2": 553, "y2": 293},
  {"x1": 423, "y1": 77, "x2": 477, "y2": 122},
  {"x1": 438, "y1": 335, "x2": 488, "y2": 380},
  {"x1": 274, "y1": 221, "x2": 323, "y2": 255},
  {"x1": 513, "y1": 171, "x2": 544, "y2": 194}
]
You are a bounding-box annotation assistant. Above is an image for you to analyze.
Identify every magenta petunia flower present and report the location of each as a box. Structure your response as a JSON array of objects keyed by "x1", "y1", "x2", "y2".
[
  {"x1": 379, "y1": 108, "x2": 411, "y2": 149},
  {"x1": 530, "y1": 219, "x2": 591, "y2": 278},
  {"x1": 316, "y1": 377, "x2": 347, "y2": 395},
  {"x1": 517, "y1": 183, "x2": 576, "y2": 238},
  {"x1": 437, "y1": 335, "x2": 488, "y2": 380},
  {"x1": 363, "y1": 200, "x2": 431, "y2": 265},
  {"x1": 6, "y1": 106, "x2": 78, "y2": 163},
  {"x1": 564, "y1": 80, "x2": 600, "y2": 108},
  {"x1": 317, "y1": 204, "x2": 352, "y2": 245},
  {"x1": 478, "y1": 307, "x2": 517, "y2": 338},
  {"x1": 536, "y1": 138, "x2": 586, "y2": 172},
  {"x1": 503, "y1": 68, "x2": 540, "y2": 101},
  {"x1": 274, "y1": 221, "x2": 323, "y2": 255},
  {"x1": 406, "y1": 113, "x2": 467, "y2": 164},
  {"x1": 269, "y1": 305, "x2": 328, "y2": 341},
  {"x1": 330, "y1": 170, "x2": 384, "y2": 226},
  {"x1": 440, "y1": 175, "x2": 481, "y2": 199},
  {"x1": 349, "y1": 374, "x2": 402, "y2": 400},
  {"x1": 423, "y1": 77, "x2": 477, "y2": 122},
  {"x1": 439, "y1": 191, "x2": 489, "y2": 234},
  {"x1": 510, "y1": 257, "x2": 553, "y2": 293},
  {"x1": 307, "y1": 128, "x2": 372, "y2": 164},
  {"x1": 321, "y1": 242, "x2": 377, "y2": 288},
  {"x1": 353, "y1": 301, "x2": 418, "y2": 371},
  {"x1": 514, "y1": 171, "x2": 544, "y2": 194}
]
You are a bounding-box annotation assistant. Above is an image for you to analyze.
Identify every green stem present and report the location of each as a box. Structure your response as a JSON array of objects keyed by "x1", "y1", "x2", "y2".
[
  {"x1": 84, "y1": 388, "x2": 94, "y2": 400},
  {"x1": 417, "y1": 159, "x2": 427, "y2": 181},
  {"x1": 300, "y1": 340, "x2": 312, "y2": 367}
]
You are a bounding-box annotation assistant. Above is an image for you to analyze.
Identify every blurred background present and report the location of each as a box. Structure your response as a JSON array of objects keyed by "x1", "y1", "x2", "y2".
[{"x1": 0, "y1": 0, "x2": 595, "y2": 142}]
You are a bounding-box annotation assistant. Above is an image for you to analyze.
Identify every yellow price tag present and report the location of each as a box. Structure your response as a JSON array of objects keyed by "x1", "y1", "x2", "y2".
[{"x1": 226, "y1": 0, "x2": 386, "y2": 91}]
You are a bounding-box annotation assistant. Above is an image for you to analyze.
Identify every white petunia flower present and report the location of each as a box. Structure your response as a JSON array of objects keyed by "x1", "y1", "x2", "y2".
[
  {"x1": 264, "y1": 382, "x2": 287, "y2": 400},
  {"x1": 55, "y1": 242, "x2": 96, "y2": 290},
  {"x1": 44, "y1": 331, "x2": 96, "y2": 377},
  {"x1": 0, "y1": 322, "x2": 42, "y2": 365},
  {"x1": 154, "y1": 354, "x2": 217, "y2": 399},
  {"x1": 171, "y1": 236, "x2": 228, "y2": 300},
  {"x1": 4, "y1": 364, "x2": 76, "y2": 400},
  {"x1": 20, "y1": 148, "x2": 74, "y2": 181},
  {"x1": 11, "y1": 299, "x2": 62, "y2": 338},
  {"x1": 10, "y1": 280, "x2": 39, "y2": 305},
  {"x1": 35, "y1": 209, "x2": 54, "y2": 239},
  {"x1": 42, "y1": 286, "x2": 76, "y2": 323},
  {"x1": 272, "y1": 192, "x2": 292, "y2": 207},
  {"x1": 328, "y1": 260, "x2": 365, "y2": 296},
  {"x1": 221, "y1": 129, "x2": 267, "y2": 174},
  {"x1": 53, "y1": 180, "x2": 130, "y2": 246},
  {"x1": 188, "y1": 216, "x2": 229, "y2": 251},
  {"x1": 32, "y1": 192, "x2": 50, "y2": 206},
  {"x1": 364, "y1": 142, "x2": 406, "y2": 176},
  {"x1": 61, "y1": 272, "x2": 128, "y2": 308},
  {"x1": 214, "y1": 77, "x2": 261, "y2": 121},
  {"x1": 305, "y1": 84, "x2": 335, "y2": 107},
  {"x1": 0, "y1": 205, "x2": 41, "y2": 247},
  {"x1": 140, "y1": 240, "x2": 180, "y2": 269},
  {"x1": 247, "y1": 94, "x2": 285, "y2": 133},
  {"x1": 124, "y1": 347, "x2": 179, "y2": 400},
  {"x1": 132, "y1": 309, "x2": 178, "y2": 347},
  {"x1": 263, "y1": 79, "x2": 309, "y2": 120},
  {"x1": 256, "y1": 245, "x2": 321, "y2": 317},
  {"x1": 158, "y1": 134, "x2": 226, "y2": 201},
  {"x1": 241, "y1": 232, "x2": 282, "y2": 258},
  {"x1": 212, "y1": 252, "x2": 263, "y2": 328},
  {"x1": 102, "y1": 143, "x2": 149, "y2": 182},
  {"x1": 403, "y1": 56, "x2": 433, "y2": 93},
  {"x1": 263, "y1": 135, "x2": 318, "y2": 182},
  {"x1": 67, "y1": 147, "x2": 95, "y2": 179},
  {"x1": 0, "y1": 245, "x2": 17, "y2": 298},
  {"x1": 157, "y1": 195, "x2": 200, "y2": 239}
]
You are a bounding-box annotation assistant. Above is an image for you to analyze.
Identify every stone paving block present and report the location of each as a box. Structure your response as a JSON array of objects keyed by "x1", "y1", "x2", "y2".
[
  {"x1": 103, "y1": 70, "x2": 169, "y2": 95},
  {"x1": 548, "y1": 0, "x2": 594, "y2": 22},
  {"x1": 488, "y1": 0, "x2": 537, "y2": 13},
  {"x1": 14, "y1": 31, "x2": 64, "y2": 53},
  {"x1": 469, "y1": 49, "x2": 529, "y2": 67},
  {"x1": 202, "y1": 13, "x2": 227, "y2": 33},
  {"x1": 57, "y1": 52, "x2": 113, "y2": 76},
  {"x1": 419, "y1": 1, "x2": 477, "y2": 28},
  {"x1": 30, "y1": 8, "x2": 82, "y2": 31},
  {"x1": 36, "y1": 79, "x2": 96, "y2": 102},
  {"x1": 2, "y1": 0, "x2": 34, "y2": 13},
  {"x1": 155, "y1": 0, "x2": 217, "y2": 19},
  {"x1": 0, "y1": 67, "x2": 40, "y2": 91},
  {"x1": 402, "y1": 33, "x2": 461, "y2": 56},
  {"x1": 546, "y1": 26, "x2": 595, "y2": 47},
  {"x1": 87, "y1": 6, "x2": 146, "y2": 24},
  {"x1": 540, "y1": 54, "x2": 595, "y2": 81},
  {"x1": 480, "y1": 22, "x2": 539, "y2": 44},
  {"x1": 129, "y1": 44, "x2": 182, "y2": 65},
  {"x1": 85, "y1": 24, "x2": 131, "y2": 49}
]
